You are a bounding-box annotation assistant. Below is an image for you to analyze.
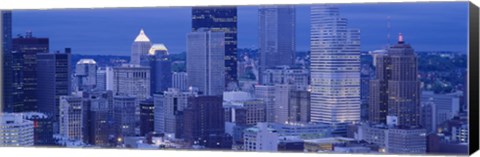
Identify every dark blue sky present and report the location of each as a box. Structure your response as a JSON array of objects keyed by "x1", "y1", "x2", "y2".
[{"x1": 12, "y1": 2, "x2": 468, "y2": 55}]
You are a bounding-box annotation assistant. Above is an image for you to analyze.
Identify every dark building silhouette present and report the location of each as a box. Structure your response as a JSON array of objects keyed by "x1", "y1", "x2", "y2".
[
  {"x1": 2, "y1": 11, "x2": 14, "y2": 113},
  {"x1": 12, "y1": 32, "x2": 49, "y2": 112},
  {"x1": 192, "y1": 7, "x2": 238, "y2": 89},
  {"x1": 369, "y1": 34, "x2": 421, "y2": 128},
  {"x1": 86, "y1": 90, "x2": 114, "y2": 147},
  {"x1": 142, "y1": 44, "x2": 172, "y2": 95},
  {"x1": 183, "y1": 95, "x2": 229, "y2": 148},
  {"x1": 36, "y1": 48, "x2": 71, "y2": 133},
  {"x1": 140, "y1": 99, "x2": 155, "y2": 136}
]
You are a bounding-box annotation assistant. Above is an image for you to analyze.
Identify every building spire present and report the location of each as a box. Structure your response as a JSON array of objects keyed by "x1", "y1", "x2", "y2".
[{"x1": 134, "y1": 28, "x2": 151, "y2": 42}]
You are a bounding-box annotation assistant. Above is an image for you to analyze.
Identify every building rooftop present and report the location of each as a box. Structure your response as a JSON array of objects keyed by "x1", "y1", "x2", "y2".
[
  {"x1": 77, "y1": 59, "x2": 97, "y2": 65},
  {"x1": 134, "y1": 29, "x2": 151, "y2": 42},
  {"x1": 149, "y1": 43, "x2": 168, "y2": 55}
]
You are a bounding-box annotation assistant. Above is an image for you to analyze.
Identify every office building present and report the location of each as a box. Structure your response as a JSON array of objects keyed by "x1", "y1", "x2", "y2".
[
  {"x1": 75, "y1": 59, "x2": 97, "y2": 91},
  {"x1": 288, "y1": 90, "x2": 311, "y2": 123},
  {"x1": 145, "y1": 44, "x2": 172, "y2": 95},
  {"x1": 254, "y1": 85, "x2": 276, "y2": 122},
  {"x1": 183, "y1": 95, "x2": 225, "y2": 146},
  {"x1": 59, "y1": 95, "x2": 85, "y2": 141},
  {"x1": 261, "y1": 65, "x2": 309, "y2": 90},
  {"x1": 23, "y1": 112, "x2": 54, "y2": 146},
  {"x1": 310, "y1": 6, "x2": 361, "y2": 124},
  {"x1": 12, "y1": 32, "x2": 49, "y2": 112},
  {"x1": 258, "y1": 6, "x2": 296, "y2": 84},
  {"x1": 172, "y1": 72, "x2": 188, "y2": 91},
  {"x1": 113, "y1": 64, "x2": 150, "y2": 100},
  {"x1": 88, "y1": 90, "x2": 114, "y2": 147},
  {"x1": 369, "y1": 34, "x2": 421, "y2": 128},
  {"x1": 0, "y1": 113, "x2": 34, "y2": 146},
  {"x1": 131, "y1": 29, "x2": 152, "y2": 66},
  {"x1": 243, "y1": 123, "x2": 279, "y2": 151},
  {"x1": 223, "y1": 91, "x2": 266, "y2": 125},
  {"x1": 96, "y1": 67, "x2": 107, "y2": 91},
  {"x1": 192, "y1": 7, "x2": 238, "y2": 88},
  {"x1": 140, "y1": 99, "x2": 154, "y2": 136},
  {"x1": 113, "y1": 96, "x2": 137, "y2": 138},
  {"x1": 1, "y1": 11, "x2": 13, "y2": 113},
  {"x1": 37, "y1": 49, "x2": 72, "y2": 133},
  {"x1": 386, "y1": 128, "x2": 427, "y2": 154},
  {"x1": 187, "y1": 29, "x2": 225, "y2": 96}
]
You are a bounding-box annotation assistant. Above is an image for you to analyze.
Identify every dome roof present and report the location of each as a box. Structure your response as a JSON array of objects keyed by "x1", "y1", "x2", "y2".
[
  {"x1": 77, "y1": 59, "x2": 97, "y2": 64},
  {"x1": 148, "y1": 43, "x2": 168, "y2": 55}
]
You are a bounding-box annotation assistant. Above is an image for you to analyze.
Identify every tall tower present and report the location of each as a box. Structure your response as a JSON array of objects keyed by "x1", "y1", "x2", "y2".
[
  {"x1": 258, "y1": 6, "x2": 296, "y2": 84},
  {"x1": 187, "y1": 29, "x2": 225, "y2": 96},
  {"x1": 1, "y1": 11, "x2": 12, "y2": 113},
  {"x1": 131, "y1": 29, "x2": 152, "y2": 66},
  {"x1": 310, "y1": 6, "x2": 361, "y2": 124},
  {"x1": 192, "y1": 7, "x2": 238, "y2": 89},
  {"x1": 369, "y1": 33, "x2": 421, "y2": 128},
  {"x1": 37, "y1": 49, "x2": 72, "y2": 133},
  {"x1": 145, "y1": 44, "x2": 172, "y2": 95}
]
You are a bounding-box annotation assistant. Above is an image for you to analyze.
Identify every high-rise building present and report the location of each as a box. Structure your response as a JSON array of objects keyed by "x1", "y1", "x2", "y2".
[
  {"x1": 172, "y1": 72, "x2": 188, "y2": 91},
  {"x1": 131, "y1": 29, "x2": 152, "y2": 66},
  {"x1": 158, "y1": 88, "x2": 197, "y2": 135},
  {"x1": 105, "y1": 67, "x2": 114, "y2": 91},
  {"x1": 187, "y1": 29, "x2": 225, "y2": 96},
  {"x1": 254, "y1": 85, "x2": 276, "y2": 122},
  {"x1": 145, "y1": 44, "x2": 172, "y2": 95},
  {"x1": 153, "y1": 94, "x2": 165, "y2": 134},
  {"x1": 37, "y1": 49, "x2": 72, "y2": 133},
  {"x1": 274, "y1": 84, "x2": 292, "y2": 124},
  {"x1": 96, "y1": 67, "x2": 107, "y2": 91},
  {"x1": 11, "y1": 32, "x2": 49, "y2": 112},
  {"x1": 258, "y1": 6, "x2": 296, "y2": 84},
  {"x1": 23, "y1": 112, "x2": 54, "y2": 146},
  {"x1": 113, "y1": 96, "x2": 137, "y2": 138},
  {"x1": 112, "y1": 64, "x2": 150, "y2": 100},
  {"x1": 0, "y1": 113, "x2": 34, "y2": 146},
  {"x1": 310, "y1": 6, "x2": 361, "y2": 124},
  {"x1": 59, "y1": 95, "x2": 85, "y2": 141},
  {"x1": 369, "y1": 34, "x2": 421, "y2": 128},
  {"x1": 1, "y1": 11, "x2": 13, "y2": 113},
  {"x1": 139, "y1": 99, "x2": 154, "y2": 136},
  {"x1": 75, "y1": 59, "x2": 97, "y2": 91},
  {"x1": 192, "y1": 7, "x2": 238, "y2": 88},
  {"x1": 183, "y1": 95, "x2": 225, "y2": 146}
]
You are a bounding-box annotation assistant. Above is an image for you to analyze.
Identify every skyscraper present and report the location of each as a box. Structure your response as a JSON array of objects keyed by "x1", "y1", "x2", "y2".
[
  {"x1": 1, "y1": 11, "x2": 13, "y2": 113},
  {"x1": 258, "y1": 6, "x2": 296, "y2": 84},
  {"x1": 112, "y1": 64, "x2": 150, "y2": 100},
  {"x1": 139, "y1": 99, "x2": 154, "y2": 136},
  {"x1": 37, "y1": 49, "x2": 72, "y2": 133},
  {"x1": 113, "y1": 96, "x2": 137, "y2": 138},
  {"x1": 131, "y1": 29, "x2": 152, "y2": 66},
  {"x1": 96, "y1": 67, "x2": 107, "y2": 91},
  {"x1": 159, "y1": 88, "x2": 197, "y2": 135},
  {"x1": 12, "y1": 32, "x2": 49, "y2": 112},
  {"x1": 187, "y1": 29, "x2": 225, "y2": 96},
  {"x1": 254, "y1": 85, "x2": 276, "y2": 122},
  {"x1": 310, "y1": 6, "x2": 361, "y2": 124},
  {"x1": 192, "y1": 7, "x2": 238, "y2": 88},
  {"x1": 75, "y1": 59, "x2": 97, "y2": 91},
  {"x1": 369, "y1": 34, "x2": 421, "y2": 128},
  {"x1": 145, "y1": 44, "x2": 172, "y2": 95}
]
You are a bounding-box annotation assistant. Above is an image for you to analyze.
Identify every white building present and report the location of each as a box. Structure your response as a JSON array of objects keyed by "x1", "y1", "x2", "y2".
[
  {"x1": 386, "y1": 128, "x2": 427, "y2": 154},
  {"x1": 113, "y1": 64, "x2": 151, "y2": 100},
  {"x1": 0, "y1": 113, "x2": 34, "y2": 146},
  {"x1": 59, "y1": 95, "x2": 85, "y2": 141},
  {"x1": 131, "y1": 29, "x2": 152, "y2": 66},
  {"x1": 187, "y1": 28, "x2": 225, "y2": 96},
  {"x1": 273, "y1": 84, "x2": 292, "y2": 124},
  {"x1": 75, "y1": 59, "x2": 97, "y2": 91},
  {"x1": 310, "y1": 5, "x2": 361, "y2": 124},
  {"x1": 172, "y1": 72, "x2": 188, "y2": 91},
  {"x1": 243, "y1": 123, "x2": 279, "y2": 152}
]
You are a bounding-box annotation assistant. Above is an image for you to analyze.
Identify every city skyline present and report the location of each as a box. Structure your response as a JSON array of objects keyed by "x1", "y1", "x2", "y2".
[{"x1": 11, "y1": 2, "x2": 468, "y2": 55}]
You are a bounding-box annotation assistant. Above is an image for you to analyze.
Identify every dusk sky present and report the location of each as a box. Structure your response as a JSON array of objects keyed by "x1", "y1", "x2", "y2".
[{"x1": 12, "y1": 2, "x2": 468, "y2": 55}]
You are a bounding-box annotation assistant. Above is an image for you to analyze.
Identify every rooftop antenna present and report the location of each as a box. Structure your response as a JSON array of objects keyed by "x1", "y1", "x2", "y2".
[{"x1": 386, "y1": 16, "x2": 391, "y2": 47}]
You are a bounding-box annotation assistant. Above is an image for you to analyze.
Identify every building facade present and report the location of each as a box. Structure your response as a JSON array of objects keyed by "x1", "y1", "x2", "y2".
[{"x1": 131, "y1": 29, "x2": 152, "y2": 66}]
